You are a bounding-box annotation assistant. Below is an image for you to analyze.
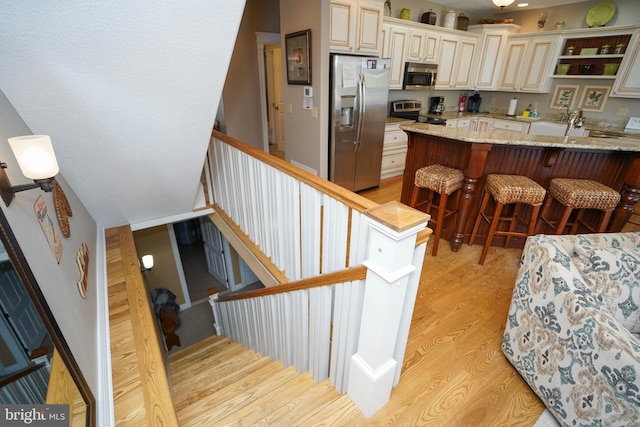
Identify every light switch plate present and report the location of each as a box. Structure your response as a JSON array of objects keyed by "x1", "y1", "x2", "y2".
[{"x1": 626, "y1": 117, "x2": 640, "y2": 130}]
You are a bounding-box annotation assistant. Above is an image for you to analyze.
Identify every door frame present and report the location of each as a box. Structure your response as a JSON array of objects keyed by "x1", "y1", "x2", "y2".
[{"x1": 256, "y1": 32, "x2": 281, "y2": 154}]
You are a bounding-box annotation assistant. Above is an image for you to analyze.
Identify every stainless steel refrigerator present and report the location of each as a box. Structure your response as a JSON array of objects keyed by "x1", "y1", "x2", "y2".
[{"x1": 329, "y1": 54, "x2": 390, "y2": 192}]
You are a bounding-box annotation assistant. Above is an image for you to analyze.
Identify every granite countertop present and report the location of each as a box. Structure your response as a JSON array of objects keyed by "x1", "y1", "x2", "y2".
[
  {"x1": 389, "y1": 111, "x2": 640, "y2": 139},
  {"x1": 399, "y1": 122, "x2": 640, "y2": 153},
  {"x1": 430, "y1": 111, "x2": 543, "y2": 123},
  {"x1": 386, "y1": 117, "x2": 416, "y2": 125}
]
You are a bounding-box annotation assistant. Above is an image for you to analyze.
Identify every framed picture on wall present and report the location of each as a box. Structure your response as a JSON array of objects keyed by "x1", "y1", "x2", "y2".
[
  {"x1": 578, "y1": 85, "x2": 611, "y2": 112},
  {"x1": 549, "y1": 84, "x2": 580, "y2": 109},
  {"x1": 285, "y1": 29, "x2": 311, "y2": 85}
]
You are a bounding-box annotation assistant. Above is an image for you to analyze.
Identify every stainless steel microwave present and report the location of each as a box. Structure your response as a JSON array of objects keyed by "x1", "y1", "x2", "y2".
[{"x1": 402, "y1": 62, "x2": 437, "y2": 90}]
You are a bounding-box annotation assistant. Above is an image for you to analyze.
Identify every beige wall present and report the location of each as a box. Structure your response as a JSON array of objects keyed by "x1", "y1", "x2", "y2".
[
  {"x1": 223, "y1": 0, "x2": 281, "y2": 149},
  {"x1": 133, "y1": 226, "x2": 185, "y2": 305},
  {"x1": 390, "y1": 0, "x2": 639, "y2": 29},
  {"x1": 498, "y1": 0, "x2": 639, "y2": 32},
  {"x1": 386, "y1": 1, "x2": 468, "y2": 25},
  {"x1": 280, "y1": 0, "x2": 329, "y2": 177}
]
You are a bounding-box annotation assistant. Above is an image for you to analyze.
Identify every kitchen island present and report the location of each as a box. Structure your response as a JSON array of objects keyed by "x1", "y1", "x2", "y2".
[{"x1": 399, "y1": 123, "x2": 640, "y2": 251}]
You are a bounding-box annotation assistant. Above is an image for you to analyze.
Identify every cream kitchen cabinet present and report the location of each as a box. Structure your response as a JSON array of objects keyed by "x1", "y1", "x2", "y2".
[
  {"x1": 612, "y1": 29, "x2": 640, "y2": 98},
  {"x1": 435, "y1": 34, "x2": 478, "y2": 90},
  {"x1": 498, "y1": 34, "x2": 558, "y2": 93},
  {"x1": 445, "y1": 118, "x2": 472, "y2": 129},
  {"x1": 330, "y1": 0, "x2": 383, "y2": 56},
  {"x1": 382, "y1": 22, "x2": 408, "y2": 89},
  {"x1": 491, "y1": 118, "x2": 530, "y2": 134},
  {"x1": 468, "y1": 24, "x2": 521, "y2": 91},
  {"x1": 406, "y1": 28, "x2": 439, "y2": 63},
  {"x1": 381, "y1": 123, "x2": 408, "y2": 179},
  {"x1": 469, "y1": 117, "x2": 493, "y2": 132}
]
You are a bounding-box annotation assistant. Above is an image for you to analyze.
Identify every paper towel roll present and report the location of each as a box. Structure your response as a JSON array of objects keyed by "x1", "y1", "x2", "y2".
[{"x1": 507, "y1": 98, "x2": 518, "y2": 117}]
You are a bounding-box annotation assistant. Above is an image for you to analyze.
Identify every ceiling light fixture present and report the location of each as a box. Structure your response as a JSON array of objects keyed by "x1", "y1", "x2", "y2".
[
  {"x1": 492, "y1": 0, "x2": 515, "y2": 9},
  {"x1": 0, "y1": 135, "x2": 60, "y2": 206},
  {"x1": 517, "y1": 3, "x2": 529, "y2": 7}
]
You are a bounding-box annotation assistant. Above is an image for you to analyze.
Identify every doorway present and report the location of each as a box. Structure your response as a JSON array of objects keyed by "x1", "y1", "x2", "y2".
[
  {"x1": 173, "y1": 218, "x2": 226, "y2": 305},
  {"x1": 265, "y1": 44, "x2": 284, "y2": 159},
  {"x1": 257, "y1": 32, "x2": 284, "y2": 159}
]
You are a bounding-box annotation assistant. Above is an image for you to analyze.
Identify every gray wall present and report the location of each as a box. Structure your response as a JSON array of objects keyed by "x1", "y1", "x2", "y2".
[{"x1": 0, "y1": 90, "x2": 101, "y2": 410}]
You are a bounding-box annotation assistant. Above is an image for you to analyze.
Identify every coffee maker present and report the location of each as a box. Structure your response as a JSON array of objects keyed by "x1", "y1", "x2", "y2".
[{"x1": 429, "y1": 96, "x2": 445, "y2": 115}]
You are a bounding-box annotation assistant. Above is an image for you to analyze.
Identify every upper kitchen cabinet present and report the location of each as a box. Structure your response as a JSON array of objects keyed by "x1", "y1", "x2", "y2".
[
  {"x1": 468, "y1": 24, "x2": 521, "y2": 91},
  {"x1": 406, "y1": 29, "x2": 439, "y2": 63},
  {"x1": 497, "y1": 34, "x2": 559, "y2": 93},
  {"x1": 613, "y1": 29, "x2": 640, "y2": 98},
  {"x1": 330, "y1": 0, "x2": 383, "y2": 56},
  {"x1": 435, "y1": 32, "x2": 478, "y2": 90},
  {"x1": 382, "y1": 22, "x2": 408, "y2": 89}
]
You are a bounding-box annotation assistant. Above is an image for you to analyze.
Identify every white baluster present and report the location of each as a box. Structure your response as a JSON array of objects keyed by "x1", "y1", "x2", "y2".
[{"x1": 309, "y1": 286, "x2": 332, "y2": 382}]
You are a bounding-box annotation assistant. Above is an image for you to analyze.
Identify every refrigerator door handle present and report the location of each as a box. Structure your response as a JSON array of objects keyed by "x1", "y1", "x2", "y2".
[{"x1": 355, "y1": 74, "x2": 366, "y2": 152}]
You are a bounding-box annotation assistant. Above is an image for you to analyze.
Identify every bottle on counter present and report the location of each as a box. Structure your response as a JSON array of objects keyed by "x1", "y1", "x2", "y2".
[
  {"x1": 458, "y1": 94, "x2": 467, "y2": 113},
  {"x1": 523, "y1": 104, "x2": 532, "y2": 117}
]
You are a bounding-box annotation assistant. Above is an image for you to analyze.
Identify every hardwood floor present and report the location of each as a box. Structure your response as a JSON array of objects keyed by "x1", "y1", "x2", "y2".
[{"x1": 168, "y1": 175, "x2": 546, "y2": 426}]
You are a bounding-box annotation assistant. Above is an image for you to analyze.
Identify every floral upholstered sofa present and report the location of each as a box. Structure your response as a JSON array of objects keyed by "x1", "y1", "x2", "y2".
[{"x1": 502, "y1": 232, "x2": 640, "y2": 426}]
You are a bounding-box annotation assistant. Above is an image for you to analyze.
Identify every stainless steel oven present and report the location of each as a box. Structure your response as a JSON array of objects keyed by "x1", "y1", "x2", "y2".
[{"x1": 402, "y1": 62, "x2": 437, "y2": 90}]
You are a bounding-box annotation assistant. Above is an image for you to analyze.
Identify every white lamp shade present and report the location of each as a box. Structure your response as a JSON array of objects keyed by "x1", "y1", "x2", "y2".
[
  {"x1": 492, "y1": 0, "x2": 515, "y2": 7},
  {"x1": 7, "y1": 135, "x2": 59, "y2": 180},
  {"x1": 141, "y1": 254, "x2": 154, "y2": 270}
]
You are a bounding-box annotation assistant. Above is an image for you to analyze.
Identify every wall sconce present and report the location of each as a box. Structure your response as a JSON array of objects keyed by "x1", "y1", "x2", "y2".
[
  {"x1": 141, "y1": 254, "x2": 154, "y2": 272},
  {"x1": 492, "y1": 0, "x2": 515, "y2": 9},
  {"x1": 0, "y1": 135, "x2": 60, "y2": 207}
]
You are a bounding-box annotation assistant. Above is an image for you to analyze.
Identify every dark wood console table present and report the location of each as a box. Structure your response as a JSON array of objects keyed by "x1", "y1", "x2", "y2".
[{"x1": 399, "y1": 123, "x2": 640, "y2": 251}]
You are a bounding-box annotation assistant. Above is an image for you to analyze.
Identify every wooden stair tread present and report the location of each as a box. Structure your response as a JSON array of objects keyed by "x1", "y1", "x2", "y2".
[
  {"x1": 173, "y1": 352, "x2": 271, "y2": 410},
  {"x1": 172, "y1": 348, "x2": 265, "y2": 397},
  {"x1": 175, "y1": 356, "x2": 286, "y2": 424},
  {"x1": 169, "y1": 339, "x2": 248, "y2": 381},
  {"x1": 169, "y1": 335, "x2": 227, "y2": 364},
  {"x1": 249, "y1": 379, "x2": 343, "y2": 426},
  {"x1": 199, "y1": 366, "x2": 310, "y2": 426},
  {"x1": 295, "y1": 393, "x2": 364, "y2": 425}
]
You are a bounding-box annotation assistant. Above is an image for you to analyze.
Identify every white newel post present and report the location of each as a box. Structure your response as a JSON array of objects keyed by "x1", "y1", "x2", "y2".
[{"x1": 348, "y1": 201, "x2": 429, "y2": 418}]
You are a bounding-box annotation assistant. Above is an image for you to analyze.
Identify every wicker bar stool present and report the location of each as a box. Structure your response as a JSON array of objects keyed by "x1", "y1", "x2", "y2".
[
  {"x1": 536, "y1": 178, "x2": 621, "y2": 235},
  {"x1": 409, "y1": 164, "x2": 464, "y2": 256},
  {"x1": 469, "y1": 174, "x2": 546, "y2": 265}
]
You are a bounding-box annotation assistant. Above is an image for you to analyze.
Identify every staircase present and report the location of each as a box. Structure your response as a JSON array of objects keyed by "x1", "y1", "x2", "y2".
[{"x1": 169, "y1": 335, "x2": 364, "y2": 426}]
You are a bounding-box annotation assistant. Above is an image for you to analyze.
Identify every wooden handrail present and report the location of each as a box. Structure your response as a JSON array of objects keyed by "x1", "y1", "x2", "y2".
[
  {"x1": 107, "y1": 226, "x2": 180, "y2": 426},
  {"x1": 213, "y1": 204, "x2": 289, "y2": 284},
  {"x1": 212, "y1": 130, "x2": 377, "y2": 213},
  {"x1": 214, "y1": 265, "x2": 368, "y2": 302},
  {"x1": 416, "y1": 227, "x2": 433, "y2": 247},
  {"x1": 0, "y1": 362, "x2": 47, "y2": 388}
]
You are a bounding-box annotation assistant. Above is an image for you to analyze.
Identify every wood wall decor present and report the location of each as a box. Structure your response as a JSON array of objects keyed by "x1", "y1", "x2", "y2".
[
  {"x1": 76, "y1": 242, "x2": 89, "y2": 298},
  {"x1": 53, "y1": 178, "x2": 72, "y2": 238},
  {"x1": 34, "y1": 195, "x2": 62, "y2": 263}
]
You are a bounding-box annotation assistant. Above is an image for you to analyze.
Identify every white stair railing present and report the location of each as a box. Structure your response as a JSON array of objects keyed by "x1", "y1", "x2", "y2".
[
  {"x1": 210, "y1": 277, "x2": 365, "y2": 389},
  {"x1": 207, "y1": 132, "x2": 375, "y2": 283},
  {"x1": 206, "y1": 131, "x2": 430, "y2": 417}
]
